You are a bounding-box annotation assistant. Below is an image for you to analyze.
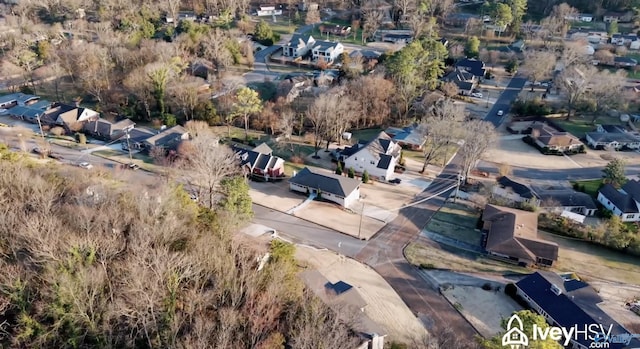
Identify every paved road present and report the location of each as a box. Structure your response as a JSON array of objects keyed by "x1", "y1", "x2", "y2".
[
  {"x1": 478, "y1": 160, "x2": 640, "y2": 181},
  {"x1": 252, "y1": 204, "x2": 368, "y2": 256},
  {"x1": 485, "y1": 77, "x2": 527, "y2": 126},
  {"x1": 354, "y1": 75, "x2": 527, "y2": 339}
]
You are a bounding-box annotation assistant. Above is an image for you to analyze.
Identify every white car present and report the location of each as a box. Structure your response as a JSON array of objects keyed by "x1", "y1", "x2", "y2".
[
  {"x1": 471, "y1": 92, "x2": 483, "y2": 98},
  {"x1": 78, "y1": 162, "x2": 93, "y2": 169},
  {"x1": 497, "y1": 110, "x2": 504, "y2": 116}
]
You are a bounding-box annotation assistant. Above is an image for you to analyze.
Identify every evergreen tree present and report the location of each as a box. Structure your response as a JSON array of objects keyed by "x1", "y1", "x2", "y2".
[
  {"x1": 362, "y1": 170, "x2": 370, "y2": 183},
  {"x1": 335, "y1": 161, "x2": 343, "y2": 175},
  {"x1": 348, "y1": 167, "x2": 355, "y2": 178},
  {"x1": 602, "y1": 158, "x2": 626, "y2": 188}
]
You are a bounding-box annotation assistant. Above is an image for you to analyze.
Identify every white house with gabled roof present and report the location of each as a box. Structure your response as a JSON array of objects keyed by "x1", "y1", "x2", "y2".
[
  {"x1": 311, "y1": 41, "x2": 344, "y2": 63},
  {"x1": 343, "y1": 131, "x2": 401, "y2": 181}
]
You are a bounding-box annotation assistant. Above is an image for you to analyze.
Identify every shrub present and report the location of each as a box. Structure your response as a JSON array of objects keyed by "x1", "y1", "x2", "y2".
[
  {"x1": 419, "y1": 263, "x2": 435, "y2": 269},
  {"x1": 348, "y1": 167, "x2": 355, "y2": 178},
  {"x1": 362, "y1": 170, "x2": 370, "y2": 183},
  {"x1": 335, "y1": 161, "x2": 342, "y2": 175},
  {"x1": 290, "y1": 155, "x2": 304, "y2": 164},
  {"x1": 76, "y1": 133, "x2": 87, "y2": 144},
  {"x1": 49, "y1": 127, "x2": 65, "y2": 136}
]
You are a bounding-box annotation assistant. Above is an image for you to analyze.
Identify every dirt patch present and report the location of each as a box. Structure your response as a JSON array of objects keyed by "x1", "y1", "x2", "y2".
[
  {"x1": 294, "y1": 201, "x2": 385, "y2": 240},
  {"x1": 592, "y1": 282, "x2": 640, "y2": 328},
  {"x1": 249, "y1": 180, "x2": 305, "y2": 213},
  {"x1": 441, "y1": 285, "x2": 521, "y2": 338},
  {"x1": 295, "y1": 247, "x2": 429, "y2": 343}
]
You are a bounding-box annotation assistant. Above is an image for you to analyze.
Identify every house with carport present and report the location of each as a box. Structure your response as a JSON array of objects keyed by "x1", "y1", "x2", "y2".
[
  {"x1": 342, "y1": 131, "x2": 401, "y2": 181},
  {"x1": 289, "y1": 167, "x2": 360, "y2": 207}
]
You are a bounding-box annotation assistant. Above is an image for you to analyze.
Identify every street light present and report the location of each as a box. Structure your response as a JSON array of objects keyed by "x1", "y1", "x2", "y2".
[
  {"x1": 484, "y1": 89, "x2": 490, "y2": 108},
  {"x1": 357, "y1": 201, "x2": 365, "y2": 240}
]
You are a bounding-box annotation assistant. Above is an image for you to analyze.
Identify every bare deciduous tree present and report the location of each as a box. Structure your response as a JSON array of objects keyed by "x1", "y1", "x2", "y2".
[
  {"x1": 459, "y1": 119, "x2": 497, "y2": 183},
  {"x1": 522, "y1": 50, "x2": 557, "y2": 90},
  {"x1": 557, "y1": 64, "x2": 596, "y2": 120},
  {"x1": 419, "y1": 99, "x2": 465, "y2": 172},
  {"x1": 307, "y1": 94, "x2": 336, "y2": 158},
  {"x1": 179, "y1": 133, "x2": 239, "y2": 209}
]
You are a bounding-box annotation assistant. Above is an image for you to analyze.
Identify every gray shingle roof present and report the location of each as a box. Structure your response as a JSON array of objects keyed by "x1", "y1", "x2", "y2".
[
  {"x1": 587, "y1": 132, "x2": 640, "y2": 144},
  {"x1": 599, "y1": 183, "x2": 639, "y2": 213},
  {"x1": 533, "y1": 189, "x2": 597, "y2": 209},
  {"x1": 289, "y1": 167, "x2": 360, "y2": 198},
  {"x1": 497, "y1": 176, "x2": 535, "y2": 199},
  {"x1": 144, "y1": 125, "x2": 188, "y2": 147}
]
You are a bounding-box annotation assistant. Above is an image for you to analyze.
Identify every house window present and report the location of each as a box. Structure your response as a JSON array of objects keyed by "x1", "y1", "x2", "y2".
[
  {"x1": 607, "y1": 200, "x2": 610, "y2": 205},
  {"x1": 354, "y1": 157, "x2": 357, "y2": 160},
  {"x1": 370, "y1": 160, "x2": 375, "y2": 165},
  {"x1": 628, "y1": 214, "x2": 635, "y2": 219}
]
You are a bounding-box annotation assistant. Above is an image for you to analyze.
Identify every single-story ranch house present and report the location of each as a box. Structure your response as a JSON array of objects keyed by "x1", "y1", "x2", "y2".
[{"x1": 289, "y1": 167, "x2": 361, "y2": 207}]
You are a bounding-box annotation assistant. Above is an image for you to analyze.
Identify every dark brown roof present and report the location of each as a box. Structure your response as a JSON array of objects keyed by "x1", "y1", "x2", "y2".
[
  {"x1": 482, "y1": 204, "x2": 558, "y2": 263},
  {"x1": 530, "y1": 123, "x2": 581, "y2": 147}
]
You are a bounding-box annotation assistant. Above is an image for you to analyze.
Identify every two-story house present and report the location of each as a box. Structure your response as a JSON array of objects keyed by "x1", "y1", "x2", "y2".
[
  {"x1": 597, "y1": 179, "x2": 640, "y2": 222},
  {"x1": 311, "y1": 41, "x2": 344, "y2": 63},
  {"x1": 283, "y1": 34, "x2": 316, "y2": 58},
  {"x1": 343, "y1": 132, "x2": 401, "y2": 181},
  {"x1": 441, "y1": 67, "x2": 478, "y2": 95}
]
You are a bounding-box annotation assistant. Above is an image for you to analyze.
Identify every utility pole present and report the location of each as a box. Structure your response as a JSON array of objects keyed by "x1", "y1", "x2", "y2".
[
  {"x1": 358, "y1": 201, "x2": 365, "y2": 240},
  {"x1": 125, "y1": 128, "x2": 133, "y2": 163},
  {"x1": 453, "y1": 172, "x2": 461, "y2": 203}
]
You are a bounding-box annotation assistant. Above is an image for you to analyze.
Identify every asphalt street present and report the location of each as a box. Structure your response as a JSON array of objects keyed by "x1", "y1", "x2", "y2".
[
  {"x1": 485, "y1": 76, "x2": 527, "y2": 126},
  {"x1": 478, "y1": 160, "x2": 640, "y2": 181}
]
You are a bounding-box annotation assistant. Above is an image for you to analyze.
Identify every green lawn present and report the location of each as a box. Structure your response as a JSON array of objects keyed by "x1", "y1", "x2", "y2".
[
  {"x1": 572, "y1": 179, "x2": 603, "y2": 197},
  {"x1": 425, "y1": 203, "x2": 482, "y2": 246},
  {"x1": 404, "y1": 144, "x2": 459, "y2": 168},
  {"x1": 309, "y1": 21, "x2": 364, "y2": 46},
  {"x1": 551, "y1": 115, "x2": 622, "y2": 139},
  {"x1": 284, "y1": 162, "x2": 305, "y2": 176},
  {"x1": 350, "y1": 128, "x2": 383, "y2": 143}
]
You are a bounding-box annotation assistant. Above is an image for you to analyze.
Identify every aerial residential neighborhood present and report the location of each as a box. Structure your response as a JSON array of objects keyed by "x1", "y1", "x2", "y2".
[{"x1": 1, "y1": 0, "x2": 640, "y2": 348}]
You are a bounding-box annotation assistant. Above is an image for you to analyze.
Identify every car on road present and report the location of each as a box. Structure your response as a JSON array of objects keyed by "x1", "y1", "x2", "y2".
[
  {"x1": 78, "y1": 162, "x2": 93, "y2": 169},
  {"x1": 497, "y1": 110, "x2": 504, "y2": 116},
  {"x1": 119, "y1": 163, "x2": 140, "y2": 171},
  {"x1": 470, "y1": 92, "x2": 483, "y2": 98},
  {"x1": 389, "y1": 178, "x2": 402, "y2": 184}
]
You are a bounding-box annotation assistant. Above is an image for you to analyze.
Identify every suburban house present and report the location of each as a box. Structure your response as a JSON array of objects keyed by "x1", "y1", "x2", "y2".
[
  {"x1": 311, "y1": 41, "x2": 344, "y2": 63},
  {"x1": 455, "y1": 58, "x2": 486, "y2": 79},
  {"x1": 349, "y1": 49, "x2": 381, "y2": 63},
  {"x1": 232, "y1": 143, "x2": 285, "y2": 181},
  {"x1": 7, "y1": 105, "x2": 45, "y2": 122},
  {"x1": 282, "y1": 33, "x2": 316, "y2": 58},
  {"x1": 300, "y1": 270, "x2": 386, "y2": 349},
  {"x1": 611, "y1": 33, "x2": 638, "y2": 46},
  {"x1": 597, "y1": 180, "x2": 640, "y2": 222},
  {"x1": 529, "y1": 123, "x2": 583, "y2": 152},
  {"x1": 492, "y1": 176, "x2": 540, "y2": 206},
  {"x1": 481, "y1": 204, "x2": 559, "y2": 267},
  {"x1": 320, "y1": 25, "x2": 351, "y2": 37},
  {"x1": 255, "y1": 5, "x2": 282, "y2": 16},
  {"x1": 0, "y1": 93, "x2": 40, "y2": 109},
  {"x1": 142, "y1": 125, "x2": 189, "y2": 152},
  {"x1": 31, "y1": 103, "x2": 100, "y2": 131},
  {"x1": 343, "y1": 131, "x2": 401, "y2": 181},
  {"x1": 585, "y1": 124, "x2": 640, "y2": 150},
  {"x1": 444, "y1": 13, "x2": 478, "y2": 27},
  {"x1": 289, "y1": 167, "x2": 361, "y2": 207},
  {"x1": 531, "y1": 186, "x2": 598, "y2": 217},
  {"x1": 384, "y1": 125, "x2": 425, "y2": 150},
  {"x1": 603, "y1": 11, "x2": 633, "y2": 23},
  {"x1": 83, "y1": 118, "x2": 135, "y2": 140},
  {"x1": 441, "y1": 67, "x2": 478, "y2": 95},
  {"x1": 515, "y1": 271, "x2": 640, "y2": 349},
  {"x1": 120, "y1": 128, "x2": 156, "y2": 151},
  {"x1": 613, "y1": 56, "x2": 637, "y2": 68}
]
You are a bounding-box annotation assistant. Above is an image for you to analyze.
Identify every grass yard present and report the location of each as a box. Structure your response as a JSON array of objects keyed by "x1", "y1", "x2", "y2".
[
  {"x1": 350, "y1": 128, "x2": 383, "y2": 143},
  {"x1": 268, "y1": 141, "x2": 315, "y2": 160},
  {"x1": 405, "y1": 241, "x2": 530, "y2": 275},
  {"x1": 404, "y1": 144, "x2": 459, "y2": 168},
  {"x1": 426, "y1": 203, "x2": 482, "y2": 246},
  {"x1": 132, "y1": 153, "x2": 154, "y2": 164},
  {"x1": 283, "y1": 162, "x2": 305, "y2": 176},
  {"x1": 550, "y1": 115, "x2": 622, "y2": 139},
  {"x1": 539, "y1": 231, "x2": 640, "y2": 285},
  {"x1": 93, "y1": 149, "x2": 124, "y2": 158},
  {"x1": 309, "y1": 20, "x2": 364, "y2": 46},
  {"x1": 572, "y1": 179, "x2": 603, "y2": 197}
]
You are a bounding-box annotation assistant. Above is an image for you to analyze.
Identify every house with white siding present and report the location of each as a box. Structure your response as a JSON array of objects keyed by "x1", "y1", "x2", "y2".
[
  {"x1": 343, "y1": 132, "x2": 401, "y2": 181},
  {"x1": 289, "y1": 167, "x2": 361, "y2": 207},
  {"x1": 283, "y1": 34, "x2": 316, "y2": 58},
  {"x1": 597, "y1": 180, "x2": 640, "y2": 222}
]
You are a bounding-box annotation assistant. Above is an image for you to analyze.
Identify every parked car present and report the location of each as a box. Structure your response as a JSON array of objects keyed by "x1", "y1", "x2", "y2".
[
  {"x1": 48, "y1": 153, "x2": 64, "y2": 160},
  {"x1": 118, "y1": 163, "x2": 140, "y2": 170},
  {"x1": 497, "y1": 110, "x2": 504, "y2": 116},
  {"x1": 471, "y1": 92, "x2": 483, "y2": 98},
  {"x1": 389, "y1": 178, "x2": 402, "y2": 184},
  {"x1": 78, "y1": 162, "x2": 93, "y2": 169}
]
